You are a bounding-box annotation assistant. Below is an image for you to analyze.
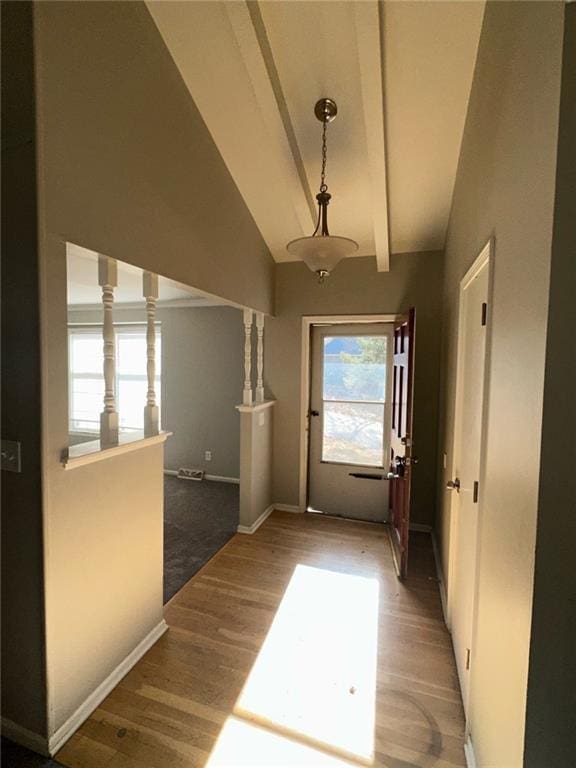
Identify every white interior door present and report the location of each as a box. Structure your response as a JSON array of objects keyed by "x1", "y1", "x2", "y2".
[
  {"x1": 307, "y1": 324, "x2": 392, "y2": 522},
  {"x1": 450, "y1": 255, "x2": 489, "y2": 711}
]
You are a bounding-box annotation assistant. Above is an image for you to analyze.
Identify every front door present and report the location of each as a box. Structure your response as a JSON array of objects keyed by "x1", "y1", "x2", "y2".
[
  {"x1": 388, "y1": 309, "x2": 416, "y2": 579},
  {"x1": 449, "y1": 252, "x2": 490, "y2": 711},
  {"x1": 307, "y1": 324, "x2": 392, "y2": 522}
]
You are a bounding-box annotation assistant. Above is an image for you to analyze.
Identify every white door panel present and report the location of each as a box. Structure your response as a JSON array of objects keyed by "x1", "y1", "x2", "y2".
[
  {"x1": 308, "y1": 324, "x2": 393, "y2": 522},
  {"x1": 451, "y1": 258, "x2": 489, "y2": 711}
]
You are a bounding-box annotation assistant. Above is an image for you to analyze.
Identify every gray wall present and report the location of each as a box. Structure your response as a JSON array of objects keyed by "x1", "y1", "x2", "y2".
[
  {"x1": 34, "y1": 1, "x2": 274, "y2": 313},
  {"x1": 268, "y1": 252, "x2": 444, "y2": 527},
  {"x1": 437, "y1": 1, "x2": 564, "y2": 763},
  {"x1": 1, "y1": 1, "x2": 47, "y2": 737},
  {"x1": 524, "y1": 5, "x2": 576, "y2": 765},
  {"x1": 161, "y1": 306, "x2": 243, "y2": 478}
]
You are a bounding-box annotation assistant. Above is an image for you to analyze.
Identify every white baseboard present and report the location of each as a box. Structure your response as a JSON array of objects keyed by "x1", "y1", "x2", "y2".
[
  {"x1": 273, "y1": 503, "x2": 302, "y2": 513},
  {"x1": 164, "y1": 469, "x2": 239, "y2": 484},
  {"x1": 409, "y1": 522, "x2": 432, "y2": 533},
  {"x1": 237, "y1": 504, "x2": 274, "y2": 534},
  {"x1": 48, "y1": 619, "x2": 168, "y2": 755},
  {"x1": 1, "y1": 717, "x2": 49, "y2": 756},
  {"x1": 464, "y1": 735, "x2": 477, "y2": 768},
  {"x1": 431, "y1": 530, "x2": 449, "y2": 629}
]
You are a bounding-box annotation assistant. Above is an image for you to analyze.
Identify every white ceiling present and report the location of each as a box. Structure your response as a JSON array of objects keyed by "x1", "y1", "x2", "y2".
[
  {"x1": 147, "y1": 0, "x2": 485, "y2": 270},
  {"x1": 66, "y1": 242, "x2": 226, "y2": 307}
]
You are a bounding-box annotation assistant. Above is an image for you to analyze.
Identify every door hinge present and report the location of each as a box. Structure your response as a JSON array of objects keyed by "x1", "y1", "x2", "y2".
[
  {"x1": 473, "y1": 481, "x2": 479, "y2": 503},
  {"x1": 466, "y1": 648, "x2": 471, "y2": 670},
  {"x1": 481, "y1": 302, "x2": 487, "y2": 326}
]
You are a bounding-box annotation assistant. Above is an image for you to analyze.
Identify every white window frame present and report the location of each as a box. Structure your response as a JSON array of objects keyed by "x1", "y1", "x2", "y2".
[{"x1": 68, "y1": 322, "x2": 161, "y2": 435}]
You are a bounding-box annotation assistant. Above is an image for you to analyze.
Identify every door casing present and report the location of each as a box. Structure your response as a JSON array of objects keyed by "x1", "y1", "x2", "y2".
[
  {"x1": 299, "y1": 314, "x2": 401, "y2": 513},
  {"x1": 446, "y1": 239, "x2": 494, "y2": 721}
]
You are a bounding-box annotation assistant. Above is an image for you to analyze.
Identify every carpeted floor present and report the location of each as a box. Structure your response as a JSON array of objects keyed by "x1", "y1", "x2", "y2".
[{"x1": 163, "y1": 475, "x2": 239, "y2": 603}]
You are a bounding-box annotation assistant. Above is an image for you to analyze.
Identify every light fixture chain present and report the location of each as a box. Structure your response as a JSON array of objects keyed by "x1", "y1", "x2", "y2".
[{"x1": 320, "y1": 119, "x2": 328, "y2": 192}]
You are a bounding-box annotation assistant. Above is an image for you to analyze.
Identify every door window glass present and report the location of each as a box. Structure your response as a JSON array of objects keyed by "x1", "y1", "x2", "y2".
[{"x1": 322, "y1": 336, "x2": 387, "y2": 466}]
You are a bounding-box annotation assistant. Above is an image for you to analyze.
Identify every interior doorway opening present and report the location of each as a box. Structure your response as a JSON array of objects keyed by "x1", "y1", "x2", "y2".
[
  {"x1": 307, "y1": 322, "x2": 394, "y2": 523},
  {"x1": 65, "y1": 245, "x2": 246, "y2": 605},
  {"x1": 299, "y1": 314, "x2": 397, "y2": 522}
]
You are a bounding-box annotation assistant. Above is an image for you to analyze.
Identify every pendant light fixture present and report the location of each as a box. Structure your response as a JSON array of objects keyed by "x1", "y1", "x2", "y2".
[{"x1": 287, "y1": 98, "x2": 358, "y2": 282}]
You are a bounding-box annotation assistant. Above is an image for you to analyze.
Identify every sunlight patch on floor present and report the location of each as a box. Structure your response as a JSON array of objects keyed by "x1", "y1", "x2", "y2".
[
  {"x1": 205, "y1": 716, "x2": 361, "y2": 768},
  {"x1": 228, "y1": 564, "x2": 380, "y2": 764}
]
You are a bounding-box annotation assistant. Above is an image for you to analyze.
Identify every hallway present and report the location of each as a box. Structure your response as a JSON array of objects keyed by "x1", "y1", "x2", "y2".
[{"x1": 56, "y1": 512, "x2": 465, "y2": 767}]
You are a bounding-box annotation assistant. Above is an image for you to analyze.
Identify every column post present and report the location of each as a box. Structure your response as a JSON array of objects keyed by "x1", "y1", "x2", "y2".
[
  {"x1": 243, "y1": 309, "x2": 254, "y2": 406},
  {"x1": 98, "y1": 256, "x2": 119, "y2": 447},
  {"x1": 143, "y1": 271, "x2": 159, "y2": 437},
  {"x1": 255, "y1": 312, "x2": 265, "y2": 404}
]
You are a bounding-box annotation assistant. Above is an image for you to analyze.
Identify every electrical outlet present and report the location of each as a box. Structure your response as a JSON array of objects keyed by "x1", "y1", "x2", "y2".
[{"x1": 205, "y1": 450, "x2": 212, "y2": 462}]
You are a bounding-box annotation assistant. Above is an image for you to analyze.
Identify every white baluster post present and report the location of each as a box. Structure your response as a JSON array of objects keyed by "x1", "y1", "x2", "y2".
[
  {"x1": 243, "y1": 309, "x2": 254, "y2": 406},
  {"x1": 98, "y1": 256, "x2": 119, "y2": 447},
  {"x1": 143, "y1": 271, "x2": 159, "y2": 437},
  {"x1": 255, "y1": 312, "x2": 265, "y2": 404}
]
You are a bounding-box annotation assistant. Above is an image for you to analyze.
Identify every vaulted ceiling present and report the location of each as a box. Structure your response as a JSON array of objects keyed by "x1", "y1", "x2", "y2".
[{"x1": 147, "y1": 1, "x2": 485, "y2": 271}]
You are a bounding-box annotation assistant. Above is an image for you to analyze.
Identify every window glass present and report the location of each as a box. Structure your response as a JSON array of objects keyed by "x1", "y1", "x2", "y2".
[
  {"x1": 321, "y1": 335, "x2": 387, "y2": 467},
  {"x1": 323, "y1": 336, "x2": 386, "y2": 402},
  {"x1": 69, "y1": 326, "x2": 161, "y2": 435}
]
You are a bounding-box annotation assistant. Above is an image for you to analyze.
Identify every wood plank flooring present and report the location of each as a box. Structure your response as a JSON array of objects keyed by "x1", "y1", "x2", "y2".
[{"x1": 56, "y1": 511, "x2": 466, "y2": 768}]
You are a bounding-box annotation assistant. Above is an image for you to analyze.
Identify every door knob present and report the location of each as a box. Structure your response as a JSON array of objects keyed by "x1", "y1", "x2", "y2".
[{"x1": 446, "y1": 478, "x2": 460, "y2": 491}]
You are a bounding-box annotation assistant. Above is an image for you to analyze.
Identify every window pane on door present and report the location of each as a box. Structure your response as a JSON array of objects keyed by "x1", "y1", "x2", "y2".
[
  {"x1": 322, "y1": 402, "x2": 384, "y2": 467},
  {"x1": 323, "y1": 336, "x2": 386, "y2": 401},
  {"x1": 321, "y1": 335, "x2": 387, "y2": 466}
]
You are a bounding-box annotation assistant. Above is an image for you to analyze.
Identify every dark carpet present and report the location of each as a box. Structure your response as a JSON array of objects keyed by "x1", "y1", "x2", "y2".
[
  {"x1": 163, "y1": 475, "x2": 239, "y2": 603},
  {"x1": 1, "y1": 738, "x2": 62, "y2": 768}
]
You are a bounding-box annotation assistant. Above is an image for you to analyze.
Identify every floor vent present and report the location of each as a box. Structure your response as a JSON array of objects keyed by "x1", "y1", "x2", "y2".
[{"x1": 177, "y1": 467, "x2": 205, "y2": 481}]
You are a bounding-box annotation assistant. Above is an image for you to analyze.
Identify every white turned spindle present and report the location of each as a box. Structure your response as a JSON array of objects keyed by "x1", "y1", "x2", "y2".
[
  {"x1": 143, "y1": 271, "x2": 159, "y2": 437},
  {"x1": 243, "y1": 309, "x2": 254, "y2": 406},
  {"x1": 255, "y1": 312, "x2": 265, "y2": 404},
  {"x1": 98, "y1": 256, "x2": 119, "y2": 447}
]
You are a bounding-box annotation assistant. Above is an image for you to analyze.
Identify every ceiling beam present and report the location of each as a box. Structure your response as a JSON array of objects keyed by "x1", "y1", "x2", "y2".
[{"x1": 353, "y1": 1, "x2": 391, "y2": 272}]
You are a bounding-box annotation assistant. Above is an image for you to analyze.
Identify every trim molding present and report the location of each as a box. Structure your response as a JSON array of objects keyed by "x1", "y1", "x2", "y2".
[
  {"x1": 48, "y1": 620, "x2": 168, "y2": 755},
  {"x1": 236, "y1": 400, "x2": 276, "y2": 413},
  {"x1": 1, "y1": 718, "x2": 49, "y2": 756},
  {"x1": 274, "y1": 503, "x2": 302, "y2": 513},
  {"x1": 464, "y1": 735, "x2": 477, "y2": 768},
  {"x1": 432, "y1": 530, "x2": 449, "y2": 628},
  {"x1": 63, "y1": 431, "x2": 172, "y2": 470},
  {"x1": 409, "y1": 522, "x2": 432, "y2": 533},
  {"x1": 237, "y1": 504, "x2": 274, "y2": 534}
]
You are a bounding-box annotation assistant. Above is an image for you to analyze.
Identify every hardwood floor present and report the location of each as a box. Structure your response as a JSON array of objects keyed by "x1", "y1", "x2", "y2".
[{"x1": 57, "y1": 511, "x2": 466, "y2": 768}]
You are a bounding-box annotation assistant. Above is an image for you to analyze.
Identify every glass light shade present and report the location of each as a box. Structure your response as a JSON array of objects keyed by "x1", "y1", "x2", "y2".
[{"x1": 287, "y1": 234, "x2": 358, "y2": 274}]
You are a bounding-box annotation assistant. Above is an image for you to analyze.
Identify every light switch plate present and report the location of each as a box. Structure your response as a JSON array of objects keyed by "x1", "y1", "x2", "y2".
[{"x1": 1, "y1": 440, "x2": 22, "y2": 473}]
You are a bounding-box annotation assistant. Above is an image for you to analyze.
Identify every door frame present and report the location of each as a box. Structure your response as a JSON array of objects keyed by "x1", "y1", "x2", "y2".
[
  {"x1": 445, "y1": 239, "x2": 494, "y2": 715},
  {"x1": 299, "y1": 314, "x2": 401, "y2": 513}
]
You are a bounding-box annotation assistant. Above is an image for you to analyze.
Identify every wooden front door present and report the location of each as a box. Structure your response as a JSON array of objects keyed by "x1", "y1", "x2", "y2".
[{"x1": 389, "y1": 309, "x2": 416, "y2": 579}]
